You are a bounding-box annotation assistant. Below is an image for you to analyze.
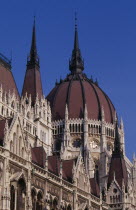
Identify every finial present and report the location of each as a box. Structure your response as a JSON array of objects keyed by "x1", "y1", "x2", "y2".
[
  {"x1": 133, "y1": 153, "x2": 136, "y2": 161},
  {"x1": 75, "y1": 12, "x2": 77, "y2": 30},
  {"x1": 120, "y1": 117, "x2": 124, "y2": 130}
]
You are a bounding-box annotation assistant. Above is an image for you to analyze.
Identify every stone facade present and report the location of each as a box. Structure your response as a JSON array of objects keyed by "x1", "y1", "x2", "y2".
[{"x1": 0, "y1": 19, "x2": 135, "y2": 210}]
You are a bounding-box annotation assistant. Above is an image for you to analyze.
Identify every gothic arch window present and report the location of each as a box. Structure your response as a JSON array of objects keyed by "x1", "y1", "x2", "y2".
[
  {"x1": 75, "y1": 124, "x2": 78, "y2": 132},
  {"x1": 78, "y1": 124, "x2": 81, "y2": 132},
  {"x1": 69, "y1": 124, "x2": 71, "y2": 132},
  {"x1": 96, "y1": 125, "x2": 98, "y2": 134},
  {"x1": 17, "y1": 178, "x2": 26, "y2": 210},
  {"x1": 99, "y1": 126, "x2": 101, "y2": 134},
  {"x1": 22, "y1": 148, "x2": 24, "y2": 158},
  {"x1": 31, "y1": 188, "x2": 37, "y2": 210},
  {"x1": 36, "y1": 191, "x2": 43, "y2": 210},
  {"x1": 6, "y1": 109, "x2": 9, "y2": 117},
  {"x1": 11, "y1": 101, "x2": 15, "y2": 109},
  {"x1": 52, "y1": 198, "x2": 58, "y2": 210},
  {"x1": 67, "y1": 205, "x2": 72, "y2": 210},
  {"x1": 10, "y1": 141, "x2": 13, "y2": 153},
  {"x1": 10, "y1": 185, "x2": 15, "y2": 210}
]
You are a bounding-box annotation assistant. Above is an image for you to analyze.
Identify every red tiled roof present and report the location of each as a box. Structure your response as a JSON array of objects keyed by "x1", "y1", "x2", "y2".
[
  {"x1": 47, "y1": 73, "x2": 115, "y2": 123},
  {"x1": 90, "y1": 178, "x2": 100, "y2": 197},
  {"x1": 31, "y1": 147, "x2": 46, "y2": 168},
  {"x1": 48, "y1": 155, "x2": 60, "y2": 176},
  {"x1": 0, "y1": 60, "x2": 20, "y2": 98},
  {"x1": 107, "y1": 156, "x2": 128, "y2": 191},
  {"x1": 62, "y1": 159, "x2": 75, "y2": 183},
  {"x1": 22, "y1": 66, "x2": 43, "y2": 105}
]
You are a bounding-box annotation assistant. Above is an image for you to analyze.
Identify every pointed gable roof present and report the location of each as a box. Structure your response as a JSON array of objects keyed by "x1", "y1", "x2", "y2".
[
  {"x1": 90, "y1": 178, "x2": 100, "y2": 198},
  {"x1": 22, "y1": 19, "x2": 43, "y2": 105},
  {"x1": 62, "y1": 159, "x2": 75, "y2": 183},
  {"x1": 31, "y1": 146, "x2": 46, "y2": 168},
  {"x1": 107, "y1": 121, "x2": 128, "y2": 191},
  {"x1": 48, "y1": 155, "x2": 60, "y2": 176}
]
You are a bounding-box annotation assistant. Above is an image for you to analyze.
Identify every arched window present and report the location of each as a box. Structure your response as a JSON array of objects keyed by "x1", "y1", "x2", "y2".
[
  {"x1": 11, "y1": 101, "x2": 15, "y2": 109},
  {"x1": 22, "y1": 148, "x2": 24, "y2": 158},
  {"x1": 52, "y1": 198, "x2": 58, "y2": 210},
  {"x1": 67, "y1": 205, "x2": 72, "y2": 210},
  {"x1": 10, "y1": 141, "x2": 13, "y2": 153},
  {"x1": 31, "y1": 189, "x2": 37, "y2": 210},
  {"x1": 10, "y1": 185, "x2": 15, "y2": 210},
  {"x1": 17, "y1": 179, "x2": 26, "y2": 210},
  {"x1": 36, "y1": 191, "x2": 43, "y2": 210}
]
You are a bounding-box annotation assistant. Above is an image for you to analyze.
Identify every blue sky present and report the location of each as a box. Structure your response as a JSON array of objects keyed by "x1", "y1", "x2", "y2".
[{"x1": 0, "y1": 0, "x2": 136, "y2": 159}]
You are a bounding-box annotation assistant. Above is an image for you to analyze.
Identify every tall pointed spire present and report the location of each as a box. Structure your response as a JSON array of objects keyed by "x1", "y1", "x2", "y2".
[
  {"x1": 69, "y1": 14, "x2": 84, "y2": 74},
  {"x1": 28, "y1": 16, "x2": 39, "y2": 67},
  {"x1": 22, "y1": 18, "x2": 43, "y2": 105},
  {"x1": 113, "y1": 120, "x2": 123, "y2": 157}
]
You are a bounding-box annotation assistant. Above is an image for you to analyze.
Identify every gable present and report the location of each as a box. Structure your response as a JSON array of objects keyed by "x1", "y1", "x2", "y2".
[{"x1": 6, "y1": 115, "x2": 30, "y2": 159}]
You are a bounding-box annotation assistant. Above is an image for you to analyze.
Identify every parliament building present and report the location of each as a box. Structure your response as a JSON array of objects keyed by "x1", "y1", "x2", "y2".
[{"x1": 0, "y1": 19, "x2": 135, "y2": 210}]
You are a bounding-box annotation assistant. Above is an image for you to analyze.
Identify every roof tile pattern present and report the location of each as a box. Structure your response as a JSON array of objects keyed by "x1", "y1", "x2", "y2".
[
  {"x1": 0, "y1": 61, "x2": 20, "y2": 98},
  {"x1": 47, "y1": 73, "x2": 115, "y2": 123}
]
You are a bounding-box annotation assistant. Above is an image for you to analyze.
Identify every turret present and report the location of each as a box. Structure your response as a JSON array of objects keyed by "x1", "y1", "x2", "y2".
[
  {"x1": 120, "y1": 117, "x2": 125, "y2": 155},
  {"x1": 22, "y1": 18, "x2": 43, "y2": 105},
  {"x1": 63, "y1": 104, "x2": 70, "y2": 147},
  {"x1": 107, "y1": 120, "x2": 128, "y2": 191}
]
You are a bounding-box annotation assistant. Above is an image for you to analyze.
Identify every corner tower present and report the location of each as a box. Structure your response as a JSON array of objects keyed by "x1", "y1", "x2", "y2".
[{"x1": 22, "y1": 19, "x2": 43, "y2": 105}]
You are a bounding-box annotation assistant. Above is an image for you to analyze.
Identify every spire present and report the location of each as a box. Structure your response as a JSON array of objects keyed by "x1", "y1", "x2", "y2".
[
  {"x1": 113, "y1": 120, "x2": 123, "y2": 157},
  {"x1": 27, "y1": 16, "x2": 39, "y2": 67},
  {"x1": 22, "y1": 18, "x2": 43, "y2": 105},
  {"x1": 69, "y1": 14, "x2": 84, "y2": 74}
]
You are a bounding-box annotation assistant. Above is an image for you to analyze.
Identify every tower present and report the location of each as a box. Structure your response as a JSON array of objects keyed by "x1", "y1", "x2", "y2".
[{"x1": 22, "y1": 18, "x2": 43, "y2": 105}]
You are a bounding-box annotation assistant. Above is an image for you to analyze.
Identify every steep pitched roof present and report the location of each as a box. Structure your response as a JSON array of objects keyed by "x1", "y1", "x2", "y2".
[
  {"x1": 107, "y1": 122, "x2": 128, "y2": 191},
  {"x1": 0, "y1": 55, "x2": 20, "y2": 98},
  {"x1": 31, "y1": 147, "x2": 46, "y2": 168},
  {"x1": 90, "y1": 178, "x2": 100, "y2": 198},
  {"x1": 48, "y1": 155, "x2": 60, "y2": 176},
  {"x1": 62, "y1": 159, "x2": 75, "y2": 183},
  {"x1": 22, "y1": 20, "x2": 43, "y2": 105}
]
